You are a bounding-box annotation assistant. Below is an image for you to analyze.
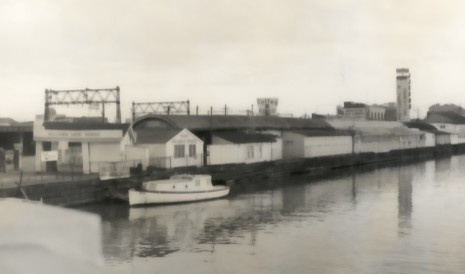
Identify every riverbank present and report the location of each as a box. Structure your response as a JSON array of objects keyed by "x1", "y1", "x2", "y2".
[{"x1": 1, "y1": 144, "x2": 462, "y2": 206}]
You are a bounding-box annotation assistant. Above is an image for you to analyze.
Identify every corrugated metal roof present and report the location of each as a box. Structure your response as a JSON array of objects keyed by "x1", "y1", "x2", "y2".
[
  {"x1": 136, "y1": 129, "x2": 182, "y2": 144},
  {"x1": 133, "y1": 114, "x2": 333, "y2": 131},
  {"x1": 290, "y1": 129, "x2": 352, "y2": 137},
  {"x1": 0, "y1": 118, "x2": 17, "y2": 126},
  {"x1": 403, "y1": 121, "x2": 438, "y2": 132},
  {"x1": 43, "y1": 122, "x2": 130, "y2": 134},
  {"x1": 213, "y1": 131, "x2": 277, "y2": 144},
  {"x1": 0, "y1": 118, "x2": 33, "y2": 132}
]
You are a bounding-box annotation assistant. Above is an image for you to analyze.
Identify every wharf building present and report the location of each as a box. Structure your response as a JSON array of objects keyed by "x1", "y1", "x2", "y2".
[
  {"x1": 33, "y1": 113, "x2": 129, "y2": 174},
  {"x1": 396, "y1": 68, "x2": 411, "y2": 122},
  {"x1": 33, "y1": 112, "x2": 334, "y2": 174}
]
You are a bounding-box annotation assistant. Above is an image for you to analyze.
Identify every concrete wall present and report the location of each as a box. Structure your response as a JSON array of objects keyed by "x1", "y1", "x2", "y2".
[{"x1": 0, "y1": 178, "x2": 105, "y2": 206}]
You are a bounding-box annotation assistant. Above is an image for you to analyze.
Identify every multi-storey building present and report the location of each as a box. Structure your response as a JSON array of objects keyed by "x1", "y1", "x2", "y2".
[{"x1": 396, "y1": 68, "x2": 411, "y2": 122}]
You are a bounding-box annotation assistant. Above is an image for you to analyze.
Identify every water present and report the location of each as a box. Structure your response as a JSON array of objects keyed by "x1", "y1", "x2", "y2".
[{"x1": 81, "y1": 155, "x2": 465, "y2": 273}]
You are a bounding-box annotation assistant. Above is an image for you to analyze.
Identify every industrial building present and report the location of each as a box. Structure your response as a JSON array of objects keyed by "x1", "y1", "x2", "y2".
[{"x1": 33, "y1": 114, "x2": 129, "y2": 174}]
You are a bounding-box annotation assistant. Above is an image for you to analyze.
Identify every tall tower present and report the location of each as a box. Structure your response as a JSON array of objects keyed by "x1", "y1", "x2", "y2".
[{"x1": 396, "y1": 68, "x2": 411, "y2": 122}]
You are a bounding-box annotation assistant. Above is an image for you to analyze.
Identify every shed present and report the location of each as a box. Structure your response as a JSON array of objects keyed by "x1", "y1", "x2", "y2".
[
  {"x1": 208, "y1": 131, "x2": 282, "y2": 165},
  {"x1": 131, "y1": 128, "x2": 203, "y2": 168},
  {"x1": 282, "y1": 129, "x2": 352, "y2": 159}
]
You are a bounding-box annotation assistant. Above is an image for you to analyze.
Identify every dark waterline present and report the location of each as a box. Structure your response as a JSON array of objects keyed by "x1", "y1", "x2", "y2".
[{"x1": 80, "y1": 155, "x2": 465, "y2": 274}]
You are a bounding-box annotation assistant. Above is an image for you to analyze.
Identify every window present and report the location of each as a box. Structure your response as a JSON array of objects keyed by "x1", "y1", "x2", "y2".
[
  {"x1": 189, "y1": 144, "x2": 196, "y2": 157},
  {"x1": 174, "y1": 144, "x2": 185, "y2": 158},
  {"x1": 247, "y1": 145, "x2": 254, "y2": 159}
]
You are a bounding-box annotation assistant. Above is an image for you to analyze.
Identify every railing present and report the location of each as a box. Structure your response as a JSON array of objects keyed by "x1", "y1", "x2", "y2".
[
  {"x1": 149, "y1": 157, "x2": 172, "y2": 169},
  {"x1": 98, "y1": 161, "x2": 133, "y2": 180}
]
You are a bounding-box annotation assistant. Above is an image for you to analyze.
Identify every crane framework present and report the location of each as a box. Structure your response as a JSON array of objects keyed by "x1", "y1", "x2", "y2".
[
  {"x1": 132, "y1": 100, "x2": 190, "y2": 120},
  {"x1": 44, "y1": 87, "x2": 121, "y2": 123}
]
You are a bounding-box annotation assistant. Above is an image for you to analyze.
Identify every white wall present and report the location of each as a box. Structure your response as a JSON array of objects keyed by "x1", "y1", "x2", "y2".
[
  {"x1": 354, "y1": 133, "x2": 425, "y2": 153},
  {"x1": 145, "y1": 144, "x2": 168, "y2": 168},
  {"x1": 166, "y1": 129, "x2": 203, "y2": 168},
  {"x1": 282, "y1": 132, "x2": 352, "y2": 159},
  {"x1": 282, "y1": 132, "x2": 305, "y2": 159},
  {"x1": 271, "y1": 139, "x2": 283, "y2": 161},
  {"x1": 208, "y1": 142, "x2": 277, "y2": 165},
  {"x1": 89, "y1": 142, "x2": 122, "y2": 173},
  {"x1": 303, "y1": 136, "x2": 352, "y2": 158},
  {"x1": 424, "y1": 132, "x2": 435, "y2": 147},
  {"x1": 125, "y1": 145, "x2": 150, "y2": 169}
]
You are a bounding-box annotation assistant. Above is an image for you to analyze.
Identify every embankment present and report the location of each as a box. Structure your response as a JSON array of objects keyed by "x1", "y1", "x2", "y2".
[{"x1": 0, "y1": 144, "x2": 463, "y2": 206}]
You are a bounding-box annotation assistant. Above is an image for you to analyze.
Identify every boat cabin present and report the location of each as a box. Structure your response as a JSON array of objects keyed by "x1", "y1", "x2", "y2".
[{"x1": 142, "y1": 174, "x2": 213, "y2": 192}]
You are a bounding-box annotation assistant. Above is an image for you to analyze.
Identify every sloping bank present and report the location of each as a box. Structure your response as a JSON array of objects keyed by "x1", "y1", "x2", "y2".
[{"x1": 1, "y1": 143, "x2": 461, "y2": 207}]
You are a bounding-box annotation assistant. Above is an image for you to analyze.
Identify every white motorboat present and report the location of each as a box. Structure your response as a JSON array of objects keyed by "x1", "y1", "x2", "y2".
[{"x1": 128, "y1": 174, "x2": 230, "y2": 206}]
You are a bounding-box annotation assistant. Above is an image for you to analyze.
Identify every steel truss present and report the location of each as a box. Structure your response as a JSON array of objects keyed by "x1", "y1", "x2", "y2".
[
  {"x1": 132, "y1": 100, "x2": 190, "y2": 120},
  {"x1": 44, "y1": 87, "x2": 121, "y2": 123}
]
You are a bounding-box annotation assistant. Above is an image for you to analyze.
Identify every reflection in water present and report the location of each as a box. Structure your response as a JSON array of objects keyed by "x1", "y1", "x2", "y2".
[
  {"x1": 80, "y1": 155, "x2": 465, "y2": 274},
  {"x1": 435, "y1": 157, "x2": 452, "y2": 182},
  {"x1": 282, "y1": 184, "x2": 306, "y2": 214},
  {"x1": 398, "y1": 166, "x2": 413, "y2": 236}
]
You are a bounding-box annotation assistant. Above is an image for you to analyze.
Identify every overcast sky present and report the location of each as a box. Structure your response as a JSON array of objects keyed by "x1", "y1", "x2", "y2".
[{"x1": 1, "y1": 0, "x2": 465, "y2": 121}]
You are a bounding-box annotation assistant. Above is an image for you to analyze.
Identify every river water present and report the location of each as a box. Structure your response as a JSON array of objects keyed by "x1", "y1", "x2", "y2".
[{"x1": 81, "y1": 155, "x2": 465, "y2": 274}]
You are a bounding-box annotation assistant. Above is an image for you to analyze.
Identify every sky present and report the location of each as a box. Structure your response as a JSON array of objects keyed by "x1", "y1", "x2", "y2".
[{"x1": 1, "y1": 0, "x2": 465, "y2": 122}]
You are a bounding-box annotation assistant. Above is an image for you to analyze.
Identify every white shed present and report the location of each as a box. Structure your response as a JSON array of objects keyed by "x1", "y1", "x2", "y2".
[
  {"x1": 208, "y1": 131, "x2": 281, "y2": 165},
  {"x1": 282, "y1": 130, "x2": 353, "y2": 159},
  {"x1": 132, "y1": 128, "x2": 203, "y2": 169}
]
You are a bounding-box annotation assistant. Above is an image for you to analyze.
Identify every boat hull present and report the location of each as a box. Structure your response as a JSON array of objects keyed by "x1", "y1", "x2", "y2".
[{"x1": 128, "y1": 186, "x2": 230, "y2": 206}]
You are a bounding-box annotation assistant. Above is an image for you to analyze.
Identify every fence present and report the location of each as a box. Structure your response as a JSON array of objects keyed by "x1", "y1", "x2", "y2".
[
  {"x1": 98, "y1": 161, "x2": 133, "y2": 180},
  {"x1": 149, "y1": 157, "x2": 172, "y2": 169}
]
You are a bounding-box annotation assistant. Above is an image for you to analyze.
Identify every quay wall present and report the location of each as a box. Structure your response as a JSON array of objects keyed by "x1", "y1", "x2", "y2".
[{"x1": 0, "y1": 143, "x2": 463, "y2": 206}]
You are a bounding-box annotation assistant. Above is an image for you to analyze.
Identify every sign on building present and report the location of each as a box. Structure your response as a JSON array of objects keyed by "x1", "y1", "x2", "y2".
[
  {"x1": 257, "y1": 98, "x2": 279, "y2": 116},
  {"x1": 41, "y1": 151, "x2": 58, "y2": 162}
]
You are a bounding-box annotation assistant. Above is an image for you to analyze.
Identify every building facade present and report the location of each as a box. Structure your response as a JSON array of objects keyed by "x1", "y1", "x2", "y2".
[{"x1": 396, "y1": 68, "x2": 411, "y2": 122}]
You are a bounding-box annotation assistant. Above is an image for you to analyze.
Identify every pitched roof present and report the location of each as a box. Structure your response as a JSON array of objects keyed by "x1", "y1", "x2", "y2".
[
  {"x1": 403, "y1": 121, "x2": 438, "y2": 132},
  {"x1": 0, "y1": 118, "x2": 17, "y2": 126},
  {"x1": 136, "y1": 129, "x2": 182, "y2": 144},
  {"x1": 290, "y1": 129, "x2": 352, "y2": 137},
  {"x1": 213, "y1": 131, "x2": 277, "y2": 144},
  {"x1": 133, "y1": 114, "x2": 333, "y2": 131}
]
